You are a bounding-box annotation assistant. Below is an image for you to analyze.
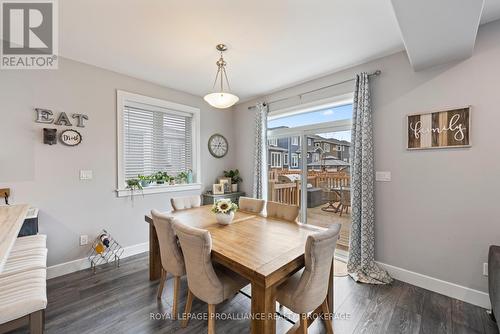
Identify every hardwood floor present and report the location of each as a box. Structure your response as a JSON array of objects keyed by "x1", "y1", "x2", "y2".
[{"x1": 9, "y1": 253, "x2": 498, "y2": 334}]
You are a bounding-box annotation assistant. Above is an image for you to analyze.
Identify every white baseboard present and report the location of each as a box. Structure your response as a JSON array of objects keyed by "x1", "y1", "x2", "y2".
[
  {"x1": 377, "y1": 261, "x2": 491, "y2": 309},
  {"x1": 47, "y1": 242, "x2": 149, "y2": 279}
]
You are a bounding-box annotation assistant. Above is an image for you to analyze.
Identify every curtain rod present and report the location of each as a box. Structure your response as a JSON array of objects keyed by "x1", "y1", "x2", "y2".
[{"x1": 247, "y1": 70, "x2": 381, "y2": 110}]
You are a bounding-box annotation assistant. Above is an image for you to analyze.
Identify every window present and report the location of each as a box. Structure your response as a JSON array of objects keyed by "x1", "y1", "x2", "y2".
[
  {"x1": 284, "y1": 153, "x2": 289, "y2": 165},
  {"x1": 268, "y1": 138, "x2": 278, "y2": 146},
  {"x1": 337, "y1": 145, "x2": 342, "y2": 151},
  {"x1": 312, "y1": 153, "x2": 320, "y2": 162},
  {"x1": 291, "y1": 136, "x2": 299, "y2": 145},
  {"x1": 291, "y1": 153, "x2": 299, "y2": 168},
  {"x1": 117, "y1": 91, "x2": 201, "y2": 196},
  {"x1": 308, "y1": 138, "x2": 312, "y2": 146},
  {"x1": 324, "y1": 143, "x2": 330, "y2": 152},
  {"x1": 270, "y1": 152, "x2": 282, "y2": 168}
]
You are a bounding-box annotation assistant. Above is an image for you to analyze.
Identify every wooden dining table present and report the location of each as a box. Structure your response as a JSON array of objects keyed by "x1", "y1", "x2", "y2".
[{"x1": 144, "y1": 205, "x2": 334, "y2": 334}]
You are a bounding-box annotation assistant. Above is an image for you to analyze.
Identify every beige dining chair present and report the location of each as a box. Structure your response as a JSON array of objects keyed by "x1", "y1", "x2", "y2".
[
  {"x1": 266, "y1": 201, "x2": 300, "y2": 223},
  {"x1": 150, "y1": 210, "x2": 186, "y2": 319},
  {"x1": 172, "y1": 221, "x2": 249, "y2": 334},
  {"x1": 275, "y1": 224, "x2": 341, "y2": 334},
  {"x1": 238, "y1": 197, "x2": 265, "y2": 215},
  {"x1": 170, "y1": 195, "x2": 201, "y2": 211}
]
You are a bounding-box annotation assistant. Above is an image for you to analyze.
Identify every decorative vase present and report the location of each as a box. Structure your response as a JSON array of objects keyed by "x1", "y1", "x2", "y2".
[
  {"x1": 140, "y1": 180, "x2": 150, "y2": 187},
  {"x1": 231, "y1": 184, "x2": 238, "y2": 192},
  {"x1": 216, "y1": 212, "x2": 235, "y2": 225}
]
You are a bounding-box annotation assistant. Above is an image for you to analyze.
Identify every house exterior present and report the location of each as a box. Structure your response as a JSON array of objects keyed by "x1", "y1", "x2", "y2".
[{"x1": 267, "y1": 130, "x2": 350, "y2": 171}]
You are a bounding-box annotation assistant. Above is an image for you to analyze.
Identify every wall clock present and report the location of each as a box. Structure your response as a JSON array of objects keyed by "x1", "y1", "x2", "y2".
[{"x1": 208, "y1": 133, "x2": 228, "y2": 158}]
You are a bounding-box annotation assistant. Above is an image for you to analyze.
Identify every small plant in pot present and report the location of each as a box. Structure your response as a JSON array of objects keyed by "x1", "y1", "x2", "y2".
[
  {"x1": 176, "y1": 171, "x2": 189, "y2": 184},
  {"x1": 211, "y1": 199, "x2": 238, "y2": 225},
  {"x1": 153, "y1": 171, "x2": 169, "y2": 185},
  {"x1": 138, "y1": 174, "x2": 151, "y2": 187},
  {"x1": 126, "y1": 178, "x2": 143, "y2": 202},
  {"x1": 223, "y1": 169, "x2": 243, "y2": 192}
]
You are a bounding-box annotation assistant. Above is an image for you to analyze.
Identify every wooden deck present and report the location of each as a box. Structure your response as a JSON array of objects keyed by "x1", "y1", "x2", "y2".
[{"x1": 307, "y1": 203, "x2": 351, "y2": 251}]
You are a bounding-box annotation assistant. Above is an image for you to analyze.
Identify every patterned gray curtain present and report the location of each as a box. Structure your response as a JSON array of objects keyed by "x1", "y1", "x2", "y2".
[
  {"x1": 347, "y1": 73, "x2": 393, "y2": 284},
  {"x1": 252, "y1": 103, "x2": 268, "y2": 199}
]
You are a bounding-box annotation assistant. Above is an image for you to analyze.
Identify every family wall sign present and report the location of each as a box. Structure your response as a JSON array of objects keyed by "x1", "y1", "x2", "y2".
[
  {"x1": 407, "y1": 106, "x2": 471, "y2": 150},
  {"x1": 35, "y1": 108, "x2": 88, "y2": 146}
]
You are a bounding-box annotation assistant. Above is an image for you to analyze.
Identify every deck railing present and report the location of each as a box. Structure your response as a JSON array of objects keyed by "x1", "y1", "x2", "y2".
[{"x1": 268, "y1": 169, "x2": 350, "y2": 206}]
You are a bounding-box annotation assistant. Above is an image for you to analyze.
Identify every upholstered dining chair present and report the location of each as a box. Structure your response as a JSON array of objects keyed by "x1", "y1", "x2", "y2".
[
  {"x1": 275, "y1": 224, "x2": 341, "y2": 334},
  {"x1": 238, "y1": 197, "x2": 265, "y2": 215},
  {"x1": 150, "y1": 210, "x2": 186, "y2": 319},
  {"x1": 266, "y1": 201, "x2": 300, "y2": 223},
  {"x1": 172, "y1": 221, "x2": 249, "y2": 334},
  {"x1": 170, "y1": 195, "x2": 201, "y2": 211}
]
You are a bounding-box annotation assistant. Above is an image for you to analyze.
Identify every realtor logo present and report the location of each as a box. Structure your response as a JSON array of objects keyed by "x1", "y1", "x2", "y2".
[{"x1": 1, "y1": 0, "x2": 58, "y2": 69}]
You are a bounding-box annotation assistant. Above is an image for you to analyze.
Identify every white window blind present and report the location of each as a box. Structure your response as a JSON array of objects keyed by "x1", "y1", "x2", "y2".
[{"x1": 123, "y1": 105, "x2": 193, "y2": 181}]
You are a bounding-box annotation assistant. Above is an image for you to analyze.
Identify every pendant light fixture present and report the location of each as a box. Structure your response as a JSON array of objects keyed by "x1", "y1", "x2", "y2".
[{"x1": 204, "y1": 44, "x2": 239, "y2": 109}]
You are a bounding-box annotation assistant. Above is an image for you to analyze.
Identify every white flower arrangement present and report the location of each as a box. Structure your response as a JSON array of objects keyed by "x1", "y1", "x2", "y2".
[{"x1": 211, "y1": 199, "x2": 238, "y2": 215}]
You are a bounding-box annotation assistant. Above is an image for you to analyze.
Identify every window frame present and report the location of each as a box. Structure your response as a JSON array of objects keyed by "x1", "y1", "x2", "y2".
[
  {"x1": 291, "y1": 153, "x2": 299, "y2": 168},
  {"x1": 291, "y1": 136, "x2": 299, "y2": 145},
  {"x1": 268, "y1": 138, "x2": 278, "y2": 146},
  {"x1": 270, "y1": 152, "x2": 282, "y2": 168},
  {"x1": 283, "y1": 153, "x2": 289, "y2": 166},
  {"x1": 116, "y1": 90, "x2": 201, "y2": 197}
]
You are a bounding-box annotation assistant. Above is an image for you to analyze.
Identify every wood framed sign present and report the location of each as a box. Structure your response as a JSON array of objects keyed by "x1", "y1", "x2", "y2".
[{"x1": 407, "y1": 106, "x2": 470, "y2": 150}]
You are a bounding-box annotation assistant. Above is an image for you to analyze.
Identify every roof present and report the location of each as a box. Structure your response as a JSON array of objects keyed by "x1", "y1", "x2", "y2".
[{"x1": 308, "y1": 159, "x2": 350, "y2": 167}]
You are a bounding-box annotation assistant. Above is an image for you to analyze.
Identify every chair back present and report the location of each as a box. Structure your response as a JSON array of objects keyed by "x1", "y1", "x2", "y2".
[
  {"x1": 292, "y1": 224, "x2": 341, "y2": 313},
  {"x1": 238, "y1": 197, "x2": 265, "y2": 215},
  {"x1": 266, "y1": 201, "x2": 300, "y2": 222},
  {"x1": 172, "y1": 221, "x2": 224, "y2": 304},
  {"x1": 170, "y1": 195, "x2": 201, "y2": 211},
  {"x1": 150, "y1": 210, "x2": 185, "y2": 277}
]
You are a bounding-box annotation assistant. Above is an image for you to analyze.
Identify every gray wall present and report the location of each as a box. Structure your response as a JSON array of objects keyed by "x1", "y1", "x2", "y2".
[
  {"x1": 0, "y1": 58, "x2": 235, "y2": 267},
  {"x1": 233, "y1": 20, "x2": 500, "y2": 293}
]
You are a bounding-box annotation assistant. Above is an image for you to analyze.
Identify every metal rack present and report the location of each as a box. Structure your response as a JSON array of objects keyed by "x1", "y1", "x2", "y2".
[{"x1": 87, "y1": 229, "x2": 124, "y2": 273}]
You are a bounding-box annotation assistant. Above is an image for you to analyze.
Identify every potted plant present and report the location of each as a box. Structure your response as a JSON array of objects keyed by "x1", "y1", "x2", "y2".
[
  {"x1": 138, "y1": 174, "x2": 151, "y2": 187},
  {"x1": 223, "y1": 169, "x2": 243, "y2": 192},
  {"x1": 211, "y1": 199, "x2": 238, "y2": 225},
  {"x1": 154, "y1": 171, "x2": 168, "y2": 185},
  {"x1": 176, "y1": 171, "x2": 189, "y2": 184},
  {"x1": 126, "y1": 178, "x2": 143, "y2": 202}
]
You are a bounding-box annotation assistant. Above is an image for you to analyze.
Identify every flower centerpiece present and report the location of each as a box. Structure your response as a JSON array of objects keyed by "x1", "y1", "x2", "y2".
[{"x1": 211, "y1": 199, "x2": 238, "y2": 225}]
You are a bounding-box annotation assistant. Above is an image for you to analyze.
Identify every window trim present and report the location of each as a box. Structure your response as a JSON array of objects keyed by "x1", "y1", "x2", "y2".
[
  {"x1": 116, "y1": 90, "x2": 201, "y2": 197},
  {"x1": 291, "y1": 153, "x2": 299, "y2": 168},
  {"x1": 270, "y1": 152, "x2": 282, "y2": 168},
  {"x1": 283, "y1": 153, "x2": 289, "y2": 166}
]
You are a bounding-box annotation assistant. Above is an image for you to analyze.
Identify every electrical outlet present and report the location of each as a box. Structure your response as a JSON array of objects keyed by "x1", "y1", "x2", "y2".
[
  {"x1": 483, "y1": 263, "x2": 488, "y2": 276},
  {"x1": 80, "y1": 235, "x2": 88, "y2": 246},
  {"x1": 80, "y1": 170, "x2": 93, "y2": 180}
]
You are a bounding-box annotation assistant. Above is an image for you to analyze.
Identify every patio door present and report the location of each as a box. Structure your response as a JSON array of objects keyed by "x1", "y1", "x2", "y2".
[
  {"x1": 302, "y1": 128, "x2": 352, "y2": 252},
  {"x1": 267, "y1": 121, "x2": 351, "y2": 215}
]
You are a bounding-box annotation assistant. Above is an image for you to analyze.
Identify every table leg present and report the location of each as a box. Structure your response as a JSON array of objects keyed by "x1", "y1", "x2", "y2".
[
  {"x1": 149, "y1": 223, "x2": 161, "y2": 281},
  {"x1": 251, "y1": 283, "x2": 276, "y2": 334}
]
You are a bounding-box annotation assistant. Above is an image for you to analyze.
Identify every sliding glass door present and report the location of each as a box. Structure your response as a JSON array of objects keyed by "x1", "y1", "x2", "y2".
[{"x1": 266, "y1": 100, "x2": 353, "y2": 252}]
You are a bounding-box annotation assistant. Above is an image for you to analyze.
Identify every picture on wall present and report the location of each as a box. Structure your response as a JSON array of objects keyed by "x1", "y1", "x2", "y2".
[{"x1": 407, "y1": 106, "x2": 470, "y2": 150}]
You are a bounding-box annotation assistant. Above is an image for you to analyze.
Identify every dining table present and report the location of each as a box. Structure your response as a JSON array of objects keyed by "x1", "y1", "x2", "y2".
[{"x1": 144, "y1": 205, "x2": 334, "y2": 334}]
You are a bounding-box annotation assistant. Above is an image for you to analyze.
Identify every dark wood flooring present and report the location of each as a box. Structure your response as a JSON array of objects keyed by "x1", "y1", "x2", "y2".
[{"x1": 10, "y1": 253, "x2": 499, "y2": 334}]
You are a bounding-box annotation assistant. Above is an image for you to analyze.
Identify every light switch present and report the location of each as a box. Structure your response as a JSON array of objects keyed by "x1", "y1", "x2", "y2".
[
  {"x1": 80, "y1": 170, "x2": 93, "y2": 180},
  {"x1": 376, "y1": 171, "x2": 391, "y2": 182}
]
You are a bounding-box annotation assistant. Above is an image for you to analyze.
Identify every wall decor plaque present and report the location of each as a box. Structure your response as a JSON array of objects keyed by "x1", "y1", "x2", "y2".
[
  {"x1": 407, "y1": 106, "x2": 470, "y2": 150},
  {"x1": 60, "y1": 129, "x2": 82, "y2": 146}
]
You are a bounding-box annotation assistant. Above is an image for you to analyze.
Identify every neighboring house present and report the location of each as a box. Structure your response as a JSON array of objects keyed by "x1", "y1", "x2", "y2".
[{"x1": 267, "y1": 129, "x2": 350, "y2": 171}]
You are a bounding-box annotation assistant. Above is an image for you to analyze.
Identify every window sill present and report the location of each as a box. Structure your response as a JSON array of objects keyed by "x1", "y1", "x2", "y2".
[{"x1": 116, "y1": 183, "x2": 202, "y2": 197}]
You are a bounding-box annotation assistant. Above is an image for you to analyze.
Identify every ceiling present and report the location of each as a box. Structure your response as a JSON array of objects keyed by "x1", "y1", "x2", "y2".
[{"x1": 58, "y1": 0, "x2": 500, "y2": 102}]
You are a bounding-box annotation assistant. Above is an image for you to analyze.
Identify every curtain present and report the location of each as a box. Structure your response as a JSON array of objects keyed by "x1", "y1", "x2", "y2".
[
  {"x1": 347, "y1": 73, "x2": 393, "y2": 284},
  {"x1": 252, "y1": 103, "x2": 268, "y2": 199}
]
